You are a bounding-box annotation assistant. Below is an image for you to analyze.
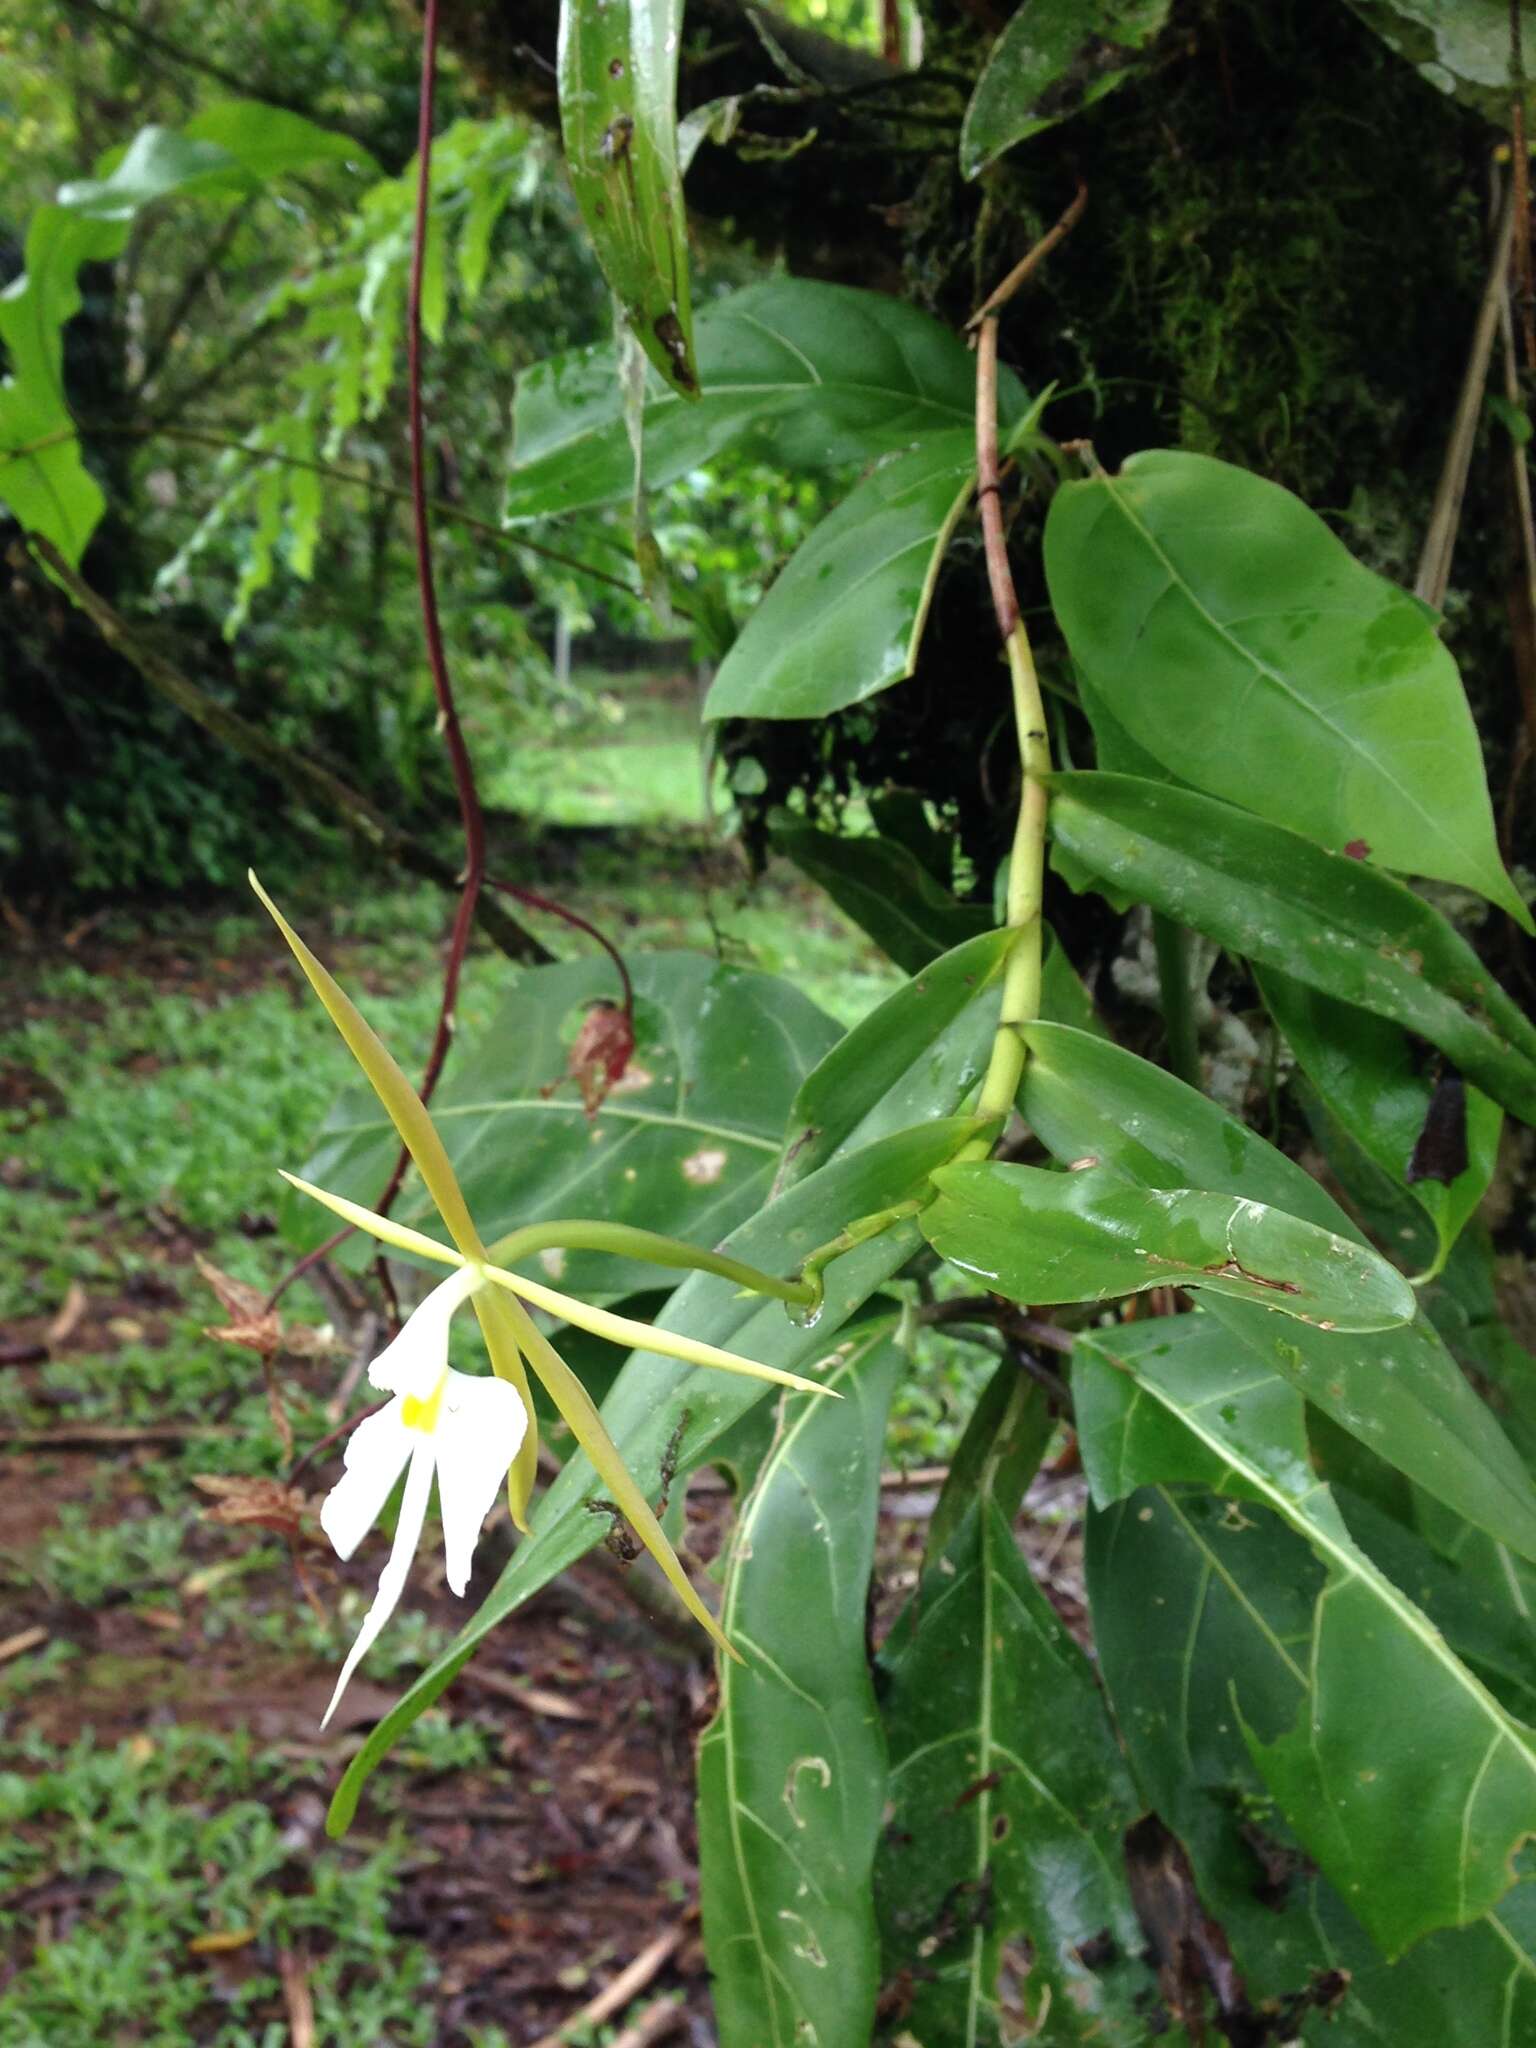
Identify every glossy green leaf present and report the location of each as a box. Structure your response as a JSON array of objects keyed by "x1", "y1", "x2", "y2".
[
  {"x1": 327, "y1": 1114, "x2": 981, "y2": 1832},
  {"x1": 705, "y1": 431, "x2": 975, "y2": 720},
  {"x1": 182, "y1": 99, "x2": 375, "y2": 177},
  {"x1": 1428, "y1": 1225, "x2": 1536, "y2": 1470},
  {"x1": 876, "y1": 1375, "x2": 1158, "y2": 2043},
  {"x1": 924, "y1": 1159, "x2": 1415, "y2": 1331},
  {"x1": 697, "y1": 1317, "x2": 903, "y2": 2047},
  {"x1": 1340, "y1": 1489, "x2": 1536, "y2": 1724},
  {"x1": 294, "y1": 952, "x2": 840, "y2": 1301},
  {"x1": 1075, "y1": 1313, "x2": 1536, "y2": 1954},
  {"x1": 1, "y1": 107, "x2": 370, "y2": 565},
  {"x1": 771, "y1": 825, "x2": 994, "y2": 976},
  {"x1": 1088, "y1": 1482, "x2": 1536, "y2": 2042},
  {"x1": 1020, "y1": 1022, "x2": 1536, "y2": 1561},
  {"x1": 504, "y1": 278, "x2": 1027, "y2": 521},
  {"x1": 781, "y1": 928, "x2": 1017, "y2": 1192},
  {"x1": 1346, "y1": 0, "x2": 1531, "y2": 127},
  {"x1": 1258, "y1": 964, "x2": 1502, "y2": 1278},
  {"x1": 557, "y1": 0, "x2": 696, "y2": 397},
  {"x1": 1048, "y1": 773, "x2": 1536, "y2": 1118},
  {"x1": 1044, "y1": 451, "x2": 1527, "y2": 922},
  {"x1": 960, "y1": 0, "x2": 1171, "y2": 176}
]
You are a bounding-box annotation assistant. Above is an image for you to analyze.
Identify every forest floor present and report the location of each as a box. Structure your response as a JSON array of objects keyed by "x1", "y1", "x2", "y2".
[{"x1": 0, "y1": 769, "x2": 1082, "y2": 2043}]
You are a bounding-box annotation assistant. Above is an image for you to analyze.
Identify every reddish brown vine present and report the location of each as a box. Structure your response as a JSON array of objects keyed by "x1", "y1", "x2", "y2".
[{"x1": 268, "y1": 0, "x2": 632, "y2": 1316}]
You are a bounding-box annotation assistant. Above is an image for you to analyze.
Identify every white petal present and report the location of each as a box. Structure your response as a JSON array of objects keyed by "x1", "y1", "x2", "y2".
[
  {"x1": 367, "y1": 1264, "x2": 483, "y2": 1398},
  {"x1": 433, "y1": 1370, "x2": 530, "y2": 1597},
  {"x1": 321, "y1": 1437, "x2": 435, "y2": 1730},
  {"x1": 319, "y1": 1398, "x2": 414, "y2": 1562}
]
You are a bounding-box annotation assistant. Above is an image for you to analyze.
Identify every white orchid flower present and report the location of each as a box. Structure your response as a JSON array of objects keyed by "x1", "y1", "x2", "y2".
[
  {"x1": 319, "y1": 1263, "x2": 527, "y2": 1728},
  {"x1": 250, "y1": 872, "x2": 837, "y2": 1701}
]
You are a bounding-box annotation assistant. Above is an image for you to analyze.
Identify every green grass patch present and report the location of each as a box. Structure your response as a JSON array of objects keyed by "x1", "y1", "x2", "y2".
[{"x1": 0, "y1": 1728, "x2": 434, "y2": 2047}]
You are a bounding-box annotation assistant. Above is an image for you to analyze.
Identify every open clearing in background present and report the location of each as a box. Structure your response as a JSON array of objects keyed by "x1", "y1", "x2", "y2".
[{"x1": 480, "y1": 663, "x2": 721, "y2": 830}]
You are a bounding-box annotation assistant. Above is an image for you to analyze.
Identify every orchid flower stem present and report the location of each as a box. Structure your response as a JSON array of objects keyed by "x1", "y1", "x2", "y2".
[{"x1": 484, "y1": 1219, "x2": 815, "y2": 1306}]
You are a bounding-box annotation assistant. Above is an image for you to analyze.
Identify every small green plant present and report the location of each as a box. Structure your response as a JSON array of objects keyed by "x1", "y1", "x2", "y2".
[{"x1": 0, "y1": 1728, "x2": 435, "y2": 2046}]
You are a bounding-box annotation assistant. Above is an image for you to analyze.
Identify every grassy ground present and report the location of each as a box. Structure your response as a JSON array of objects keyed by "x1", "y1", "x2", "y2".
[
  {"x1": 479, "y1": 665, "x2": 719, "y2": 830},
  {"x1": 1, "y1": 789, "x2": 1015, "y2": 2043}
]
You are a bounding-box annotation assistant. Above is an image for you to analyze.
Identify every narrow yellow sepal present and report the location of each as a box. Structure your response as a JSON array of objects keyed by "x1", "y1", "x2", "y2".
[
  {"x1": 471, "y1": 1284, "x2": 541, "y2": 1533},
  {"x1": 249, "y1": 873, "x2": 486, "y2": 1260},
  {"x1": 500, "y1": 1292, "x2": 739, "y2": 1661},
  {"x1": 479, "y1": 1265, "x2": 839, "y2": 1400},
  {"x1": 279, "y1": 1171, "x2": 464, "y2": 1270}
]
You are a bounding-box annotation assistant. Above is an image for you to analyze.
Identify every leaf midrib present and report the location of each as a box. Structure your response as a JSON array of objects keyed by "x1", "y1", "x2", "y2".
[
  {"x1": 1096, "y1": 471, "x2": 1493, "y2": 886},
  {"x1": 1133, "y1": 1362, "x2": 1536, "y2": 1800},
  {"x1": 329, "y1": 1096, "x2": 782, "y2": 1152},
  {"x1": 712, "y1": 1324, "x2": 894, "y2": 2048}
]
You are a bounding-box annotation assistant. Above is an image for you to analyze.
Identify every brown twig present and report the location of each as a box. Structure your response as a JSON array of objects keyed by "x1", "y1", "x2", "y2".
[
  {"x1": 286, "y1": 1396, "x2": 388, "y2": 1487},
  {"x1": 608, "y1": 1998, "x2": 687, "y2": 2048},
  {"x1": 265, "y1": 0, "x2": 635, "y2": 1316},
  {"x1": 0, "y1": 1627, "x2": 49, "y2": 1665},
  {"x1": 1513, "y1": 0, "x2": 1535, "y2": 372},
  {"x1": 527, "y1": 1930, "x2": 685, "y2": 2048},
  {"x1": 0, "y1": 1424, "x2": 235, "y2": 1445},
  {"x1": 966, "y1": 182, "x2": 1087, "y2": 331},
  {"x1": 1416, "y1": 178, "x2": 1517, "y2": 609},
  {"x1": 919, "y1": 1297, "x2": 1075, "y2": 1353},
  {"x1": 277, "y1": 1948, "x2": 316, "y2": 2048},
  {"x1": 1495, "y1": 170, "x2": 1536, "y2": 779},
  {"x1": 18, "y1": 538, "x2": 547, "y2": 967}
]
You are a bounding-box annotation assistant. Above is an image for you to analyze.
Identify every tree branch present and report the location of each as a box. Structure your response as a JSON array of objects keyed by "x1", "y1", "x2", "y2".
[{"x1": 18, "y1": 536, "x2": 550, "y2": 965}]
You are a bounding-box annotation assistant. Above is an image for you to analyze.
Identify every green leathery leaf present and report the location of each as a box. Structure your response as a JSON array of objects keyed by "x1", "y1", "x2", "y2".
[
  {"x1": 1428, "y1": 1224, "x2": 1536, "y2": 1471},
  {"x1": 293, "y1": 952, "x2": 839, "y2": 1302},
  {"x1": 2, "y1": 108, "x2": 370, "y2": 565},
  {"x1": 1020, "y1": 1021, "x2": 1536, "y2": 1562},
  {"x1": 1337, "y1": 1488, "x2": 1536, "y2": 1725},
  {"x1": 876, "y1": 1376, "x2": 1158, "y2": 2043},
  {"x1": 924, "y1": 1159, "x2": 1414, "y2": 1331},
  {"x1": 770, "y1": 824, "x2": 994, "y2": 976},
  {"x1": 1345, "y1": 0, "x2": 1534, "y2": 128},
  {"x1": 919, "y1": 1352, "x2": 1054, "y2": 1573},
  {"x1": 960, "y1": 0, "x2": 1172, "y2": 176},
  {"x1": 558, "y1": 0, "x2": 697, "y2": 397},
  {"x1": 1048, "y1": 772, "x2": 1536, "y2": 1119},
  {"x1": 1258, "y1": 963, "x2": 1502, "y2": 1278},
  {"x1": 1044, "y1": 451, "x2": 1528, "y2": 923},
  {"x1": 697, "y1": 1317, "x2": 903, "y2": 2047},
  {"x1": 1087, "y1": 1483, "x2": 1536, "y2": 2042},
  {"x1": 182, "y1": 99, "x2": 376, "y2": 177},
  {"x1": 705, "y1": 431, "x2": 975, "y2": 720},
  {"x1": 326, "y1": 1115, "x2": 981, "y2": 1833},
  {"x1": 780, "y1": 928, "x2": 1018, "y2": 1193},
  {"x1": 1076, "y1": 1312, "x2": 1536, "y2": 1955},
  {"x1": 504, "y1": 278, "x2": 1028, "y2": 521}
]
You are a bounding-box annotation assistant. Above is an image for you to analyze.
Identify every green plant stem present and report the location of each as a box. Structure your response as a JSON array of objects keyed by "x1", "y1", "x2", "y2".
[
  {"x1": 791, "y1": 309, "x2": 1056, "y2": 1298},
  {"x1": 973, "y1": 626, "x2": 1050, "y2": 1125},
  {"x1": 967, "y1": 309, "x2": 1052, "y2": 1136},
  {"x1": 484, "y1": 1219, "x2": 815, "y2": 1306},
  {"x1": 1151, "y1": 910, "x2": 1201, "y2": 1088}
]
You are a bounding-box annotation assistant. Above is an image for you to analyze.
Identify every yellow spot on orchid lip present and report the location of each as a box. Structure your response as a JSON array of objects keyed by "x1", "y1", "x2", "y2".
[{"x1": 402, "y1": 1371, "x2": 449, "y2": 1434}]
